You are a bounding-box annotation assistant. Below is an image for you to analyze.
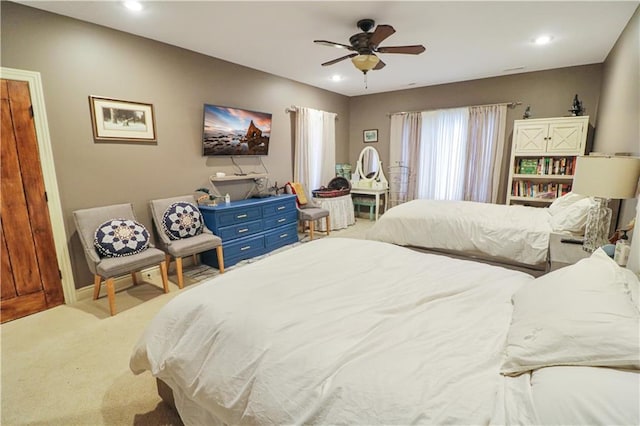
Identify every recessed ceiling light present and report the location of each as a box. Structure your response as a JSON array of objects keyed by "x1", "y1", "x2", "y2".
[
  {"x1": 123, "y1": 1, "x2": 143, "y2": 11},
  {"x1": 534, "y1": 35, "x2": 553, "y2": 45},
  {"x1": 331, "y1": 75, "x2": 342, "y2": 82}
]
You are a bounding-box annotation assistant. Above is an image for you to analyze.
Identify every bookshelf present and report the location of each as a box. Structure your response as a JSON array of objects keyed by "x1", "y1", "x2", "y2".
[{"x1": 506, "y1": 116, "x2": 589, "y2": 206}]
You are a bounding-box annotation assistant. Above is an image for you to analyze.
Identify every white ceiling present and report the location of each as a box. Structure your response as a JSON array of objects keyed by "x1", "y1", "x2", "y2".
[{"x1": 18, "y1": 1, "x2": 639, "y2": 97}]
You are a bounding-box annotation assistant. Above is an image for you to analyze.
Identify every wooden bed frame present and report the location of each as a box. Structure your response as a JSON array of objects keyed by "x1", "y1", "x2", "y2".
[{"x1": 157, "y1": 378, "x2": 177, "y2": 410}]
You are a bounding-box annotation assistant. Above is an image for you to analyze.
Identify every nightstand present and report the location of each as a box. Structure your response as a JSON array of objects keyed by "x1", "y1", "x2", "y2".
[{"x1": 548, "y1": 233, "x2": 591, "y2": 271}]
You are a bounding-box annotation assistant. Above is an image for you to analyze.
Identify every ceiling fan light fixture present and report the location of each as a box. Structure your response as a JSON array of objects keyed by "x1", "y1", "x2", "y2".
[{"x1": 351, "y1": 54, "x2": 380, "y2": 73}]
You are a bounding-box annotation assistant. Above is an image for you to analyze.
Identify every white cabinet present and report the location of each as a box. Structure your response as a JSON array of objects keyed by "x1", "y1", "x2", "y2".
[
  {"x1": 507, "y1": 116, "x2": 589, "y2": 206},
  {"x1": 513, "y1": 116, "x2": 588, "y2": 154}
]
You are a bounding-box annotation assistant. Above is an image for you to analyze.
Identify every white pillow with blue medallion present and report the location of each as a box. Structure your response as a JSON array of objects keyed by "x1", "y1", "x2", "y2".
[
  {"x1": 162, "y1": 201, "x2": 203, "y2": 240},
  {"x1": 94, "y1": 218, "x2": 150, "y2": 258}
]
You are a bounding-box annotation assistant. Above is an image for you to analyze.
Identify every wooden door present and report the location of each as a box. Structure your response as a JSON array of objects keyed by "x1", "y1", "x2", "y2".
[{"x1": 1, "y1": 79, "x2": 64, "y2": 323}]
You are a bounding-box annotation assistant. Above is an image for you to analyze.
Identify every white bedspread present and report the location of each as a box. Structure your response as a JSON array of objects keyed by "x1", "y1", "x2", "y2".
[
  {"x1": 366, "y1": 199, "x2": 553, "y2": 265},
  {"x1": 130, "y1": 238, "x2": 533, "y2": 425}
]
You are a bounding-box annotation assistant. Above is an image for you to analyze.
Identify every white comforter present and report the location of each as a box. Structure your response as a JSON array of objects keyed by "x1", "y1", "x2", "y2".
[
  {"x1": 130, "y1": 238, "x2": 533, "y2": 425},
  {"x1": 367, "y1": 199, "x2": 553, "y2": 265}
]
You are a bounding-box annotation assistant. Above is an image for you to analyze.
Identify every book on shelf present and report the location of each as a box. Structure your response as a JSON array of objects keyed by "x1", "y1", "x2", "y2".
[
  {"x1": 515, "y1": 156, "x2": 576, "y2": 176},
  {"x1": 511, "y1": 180, "x2": 572, "y2": 199}
]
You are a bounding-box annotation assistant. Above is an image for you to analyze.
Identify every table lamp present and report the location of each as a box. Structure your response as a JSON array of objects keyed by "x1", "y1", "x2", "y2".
[{"x1": 572, "y1": 155, "x2": 640, "y2": 252}]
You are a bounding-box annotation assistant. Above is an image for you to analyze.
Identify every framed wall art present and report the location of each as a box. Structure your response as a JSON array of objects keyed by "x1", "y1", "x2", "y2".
[
  {"x1": 363, "y1": 129, "x2": 378, "y2": 143},
  {"x1": 89, "y1": 96, "x2": 157, "y2": 143}
]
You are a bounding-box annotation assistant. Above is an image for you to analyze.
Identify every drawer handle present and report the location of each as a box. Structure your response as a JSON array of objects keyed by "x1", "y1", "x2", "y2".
[
  {"x1": 277, "y1": 218, "x2": 286, "y2": 223},
  {"x1": 277, "y1": 206, "x2": 285, "y2": 210},
  {"x1": 238, "y1": 228, "x2": 249, "y2": 233},
  {"x1": 240, "y1": 245, "x2": 251, "y2": 251},
  {"x1": 280, "y1": 233, "x2": 288, "y2": 238},
  {"x1": 236, "y1": 214, "x2": 248, "y2": 219}
]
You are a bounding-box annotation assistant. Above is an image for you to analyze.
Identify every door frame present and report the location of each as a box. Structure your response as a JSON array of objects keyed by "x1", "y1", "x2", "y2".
[{"x1": 1, "y1": 67, "x2": 76, "y2": 303}]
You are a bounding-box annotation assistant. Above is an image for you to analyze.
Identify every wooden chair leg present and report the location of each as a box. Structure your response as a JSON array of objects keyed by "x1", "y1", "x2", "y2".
[
  {"x1": 159, "y1": 260, "x2": 169, "y2": 293},
  {"x1": 325, "y1": 215, "x2": 331, "y2": 235},
  {"x1": 93, "y1": 275, "x2": 102, "y2": 300},
  {"x1": 309, "y1": 220, "x2": 315, "y2": 240},
  {"x1": 165, "y1": 254, "x2": 171, "y2": 271},
  {"x1": 216, "y1": 246, "x2": 225, "y2": 274},
  {"x1": 106, "y1": 277, "x2": 116, "y2": 316},
  {"x1": 131, "y1": 272, "x2": 138, "y2": 285},
  {"x1": 175, "y1": 257, "x2": 184, "y2": 289}
]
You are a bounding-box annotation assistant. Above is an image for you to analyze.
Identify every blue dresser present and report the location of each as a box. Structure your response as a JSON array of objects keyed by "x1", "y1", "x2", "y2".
[{"x1": 199, "y1": 194, "x2": 298, "y2": 268}]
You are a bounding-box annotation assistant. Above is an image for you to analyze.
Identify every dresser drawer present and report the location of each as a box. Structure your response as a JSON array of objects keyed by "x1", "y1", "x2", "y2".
[
  {"x1": 262, "y1": 199, "x2": 296, "y2": 217},
  {"x1": 223, "y1": 234, "x2": 265, "y2": 265},
  {"x1": 216, "y1": 206, "x2": 262, "y2": 226},
  {"x1": 263, "y1": 210, "x2": 297, "y2": 229},
  {"x1": 216, "y1": 219, "x2": 263, "y2": 241},
  {"x1": 264, "y1": 223, "x2": 298, "y2": 251}
]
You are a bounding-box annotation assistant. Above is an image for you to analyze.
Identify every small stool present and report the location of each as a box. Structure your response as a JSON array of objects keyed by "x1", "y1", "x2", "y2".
[{"x1": 352, "y1": 196, "x2": 376, "y2": 220}]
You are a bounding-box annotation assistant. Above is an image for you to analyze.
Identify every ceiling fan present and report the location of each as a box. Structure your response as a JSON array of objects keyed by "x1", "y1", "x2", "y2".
[{"x1": 314, "y1": 18, "x2": 426, "y2": 76}]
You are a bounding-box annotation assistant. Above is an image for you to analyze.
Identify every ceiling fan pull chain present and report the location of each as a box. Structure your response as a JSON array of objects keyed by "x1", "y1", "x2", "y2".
[{"x1": 364, "y1": 72, "x2": 368, "y2": 89}]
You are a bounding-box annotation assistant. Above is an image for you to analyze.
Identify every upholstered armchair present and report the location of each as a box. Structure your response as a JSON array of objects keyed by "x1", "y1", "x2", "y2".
[
  {"x1": 73, "y1": 203, "x2": 169, "y2": 316},
  {"x1": 149, "y1": 195, "x2": 224, "y2": 289}
]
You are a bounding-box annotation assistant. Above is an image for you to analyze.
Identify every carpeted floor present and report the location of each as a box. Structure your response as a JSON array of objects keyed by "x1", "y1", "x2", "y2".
[{"x1": 0, "y1": 219, "x2": 374, "y2": 425}]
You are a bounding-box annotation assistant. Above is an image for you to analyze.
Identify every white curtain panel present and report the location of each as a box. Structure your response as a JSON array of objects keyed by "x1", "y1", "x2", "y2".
[
  {"x1": 403, "y1": 113, "x2": 422, "y2": 201},
  {"x1": 389, "y1": 113, "x2": 421, "y2": 203},
  {"x1": 465, "y1": 104, "x2": 507, "y2": 203},
  {"x1": 293, "y1": 107, "x2": 337, "y2": 197},
  {"x1": 389, "y1": 114, "x2": 404, "y2": 167},
  {"x1": 418, "y1": 108, "x2": 469, "y2": 200}
]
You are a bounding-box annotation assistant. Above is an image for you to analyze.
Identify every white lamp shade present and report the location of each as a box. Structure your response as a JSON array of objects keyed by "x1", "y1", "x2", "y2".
[{"x1": 573, "y1": 156, "x2": 640, "y2": 199}]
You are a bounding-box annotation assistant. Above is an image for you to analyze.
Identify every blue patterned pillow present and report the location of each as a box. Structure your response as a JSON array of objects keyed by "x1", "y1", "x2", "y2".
[
  {"x1": 162, "y1": 202, "x2": 203, "y2": 240},
  {"x1": 94, "y1": 219, "x2": 150, "y2": 258}
]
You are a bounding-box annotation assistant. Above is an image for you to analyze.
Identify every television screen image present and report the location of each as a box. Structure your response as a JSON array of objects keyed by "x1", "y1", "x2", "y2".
[{"x1": 203, "y1": 104, "x2": 272, "y2": 156}]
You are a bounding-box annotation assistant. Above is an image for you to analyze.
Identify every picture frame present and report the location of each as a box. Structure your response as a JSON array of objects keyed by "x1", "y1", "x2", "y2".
[
  {"x1": 89, "y1": 96, "x2": 157, "y2": 143},
  {"x1": 363, "y1": 129, "x2": 378, "y2": 143}
]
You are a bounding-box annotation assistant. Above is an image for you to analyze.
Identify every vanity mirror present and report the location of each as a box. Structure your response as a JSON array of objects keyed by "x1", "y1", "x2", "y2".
[{"x1": 353, "y1": 146, "x2": 388, "y2": 189}]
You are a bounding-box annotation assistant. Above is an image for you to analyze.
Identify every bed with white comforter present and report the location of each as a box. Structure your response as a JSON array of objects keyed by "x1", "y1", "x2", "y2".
[
  {"x1": 130, "y1": 238, "x2": 639, "y2": 425},
  {"x1": 366, "y1": 194, "x2": 595, "y2": 269}
]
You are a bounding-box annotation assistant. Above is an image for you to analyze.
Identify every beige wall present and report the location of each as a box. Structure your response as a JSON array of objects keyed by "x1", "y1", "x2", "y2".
[
  {"x1": 594, "y1": 6, "x2": 640, "y2": 225},
  {"x1": 1, "y1": 2, "x2": 350, "y2": 289},
  {"x1": 3, "y1": 2, "x2": 637, "y2": 290},
  {"x1": 348, "y1": 65, "x2": 603, "y2": 201}
]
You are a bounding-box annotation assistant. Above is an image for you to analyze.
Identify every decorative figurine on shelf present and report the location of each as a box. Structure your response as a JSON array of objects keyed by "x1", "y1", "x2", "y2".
[
  {"x1": 522, "y1": 105, "x2": 532, "y2": 119},
  {"x1": 569, "y1": 94, "x2": 584, "y2": 116},
  {"x1": 195, "y1": 187, "x2": 221, "y2": 206}
]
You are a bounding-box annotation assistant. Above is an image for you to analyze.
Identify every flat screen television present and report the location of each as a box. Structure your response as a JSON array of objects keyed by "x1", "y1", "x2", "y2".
[{"x1": 202, "y1": 104, "x2": 272, "y2": 156}]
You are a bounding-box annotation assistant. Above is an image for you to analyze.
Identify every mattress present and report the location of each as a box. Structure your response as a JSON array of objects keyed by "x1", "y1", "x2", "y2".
[
  {"x1": 366, "y1": 199, "x2": 552, "y2": 265},
  {"x1": 130, "y1": 238, "x2": 533, "y2": 425}
]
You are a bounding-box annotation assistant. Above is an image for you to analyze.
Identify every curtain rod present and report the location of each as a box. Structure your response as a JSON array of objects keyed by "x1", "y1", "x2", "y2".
[
  {"x1": 285, "y1": 105, "x2": 338, "y2": 119},
  {"x1": 387, "y1": 101, "x2": 522, "y2": 117}
]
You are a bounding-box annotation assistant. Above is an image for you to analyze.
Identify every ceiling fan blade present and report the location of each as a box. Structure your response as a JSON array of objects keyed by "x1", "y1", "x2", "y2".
[
  {"x1": 368, "y1": 24, "x2": 395, "y2": 47},
  {"x1": 373, "y1": 59, "x2": 386, "y2": 70},
  {"x1": 377, "y1": 45, "x2": 426, "y2": 55},
  {"x1": 321, "y1": 53, "x2": 358, "y2": 67},
  {"x1": 314, "y1": 40, "x2": 355, "y2": 50}
]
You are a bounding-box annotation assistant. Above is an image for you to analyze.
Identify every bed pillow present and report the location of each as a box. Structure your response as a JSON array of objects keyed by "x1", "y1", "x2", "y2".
[
  {"x1": 94, "y1": 219, "x2": 150, "y2": 258},
  {"x1": 549, "y1": 197, "x2": 594, "y2": 234},
  {"x1": 162, "y1": 202, "x2": 204, "y2": 240},
  {"x1": 548, "y1": 192, "x2": 589, "y2": 216},
  {"x1": 501, "y1": 249, "x2": 640, "y2": 376},
  {"x1": 531, "y1": 366, "x2": 640, "y2": 426}
]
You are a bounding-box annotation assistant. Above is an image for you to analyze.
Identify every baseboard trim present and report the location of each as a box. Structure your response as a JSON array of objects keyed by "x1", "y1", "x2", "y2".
[{"x1": 75, "y1": 264, "x2": 163, "y2": 301}]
